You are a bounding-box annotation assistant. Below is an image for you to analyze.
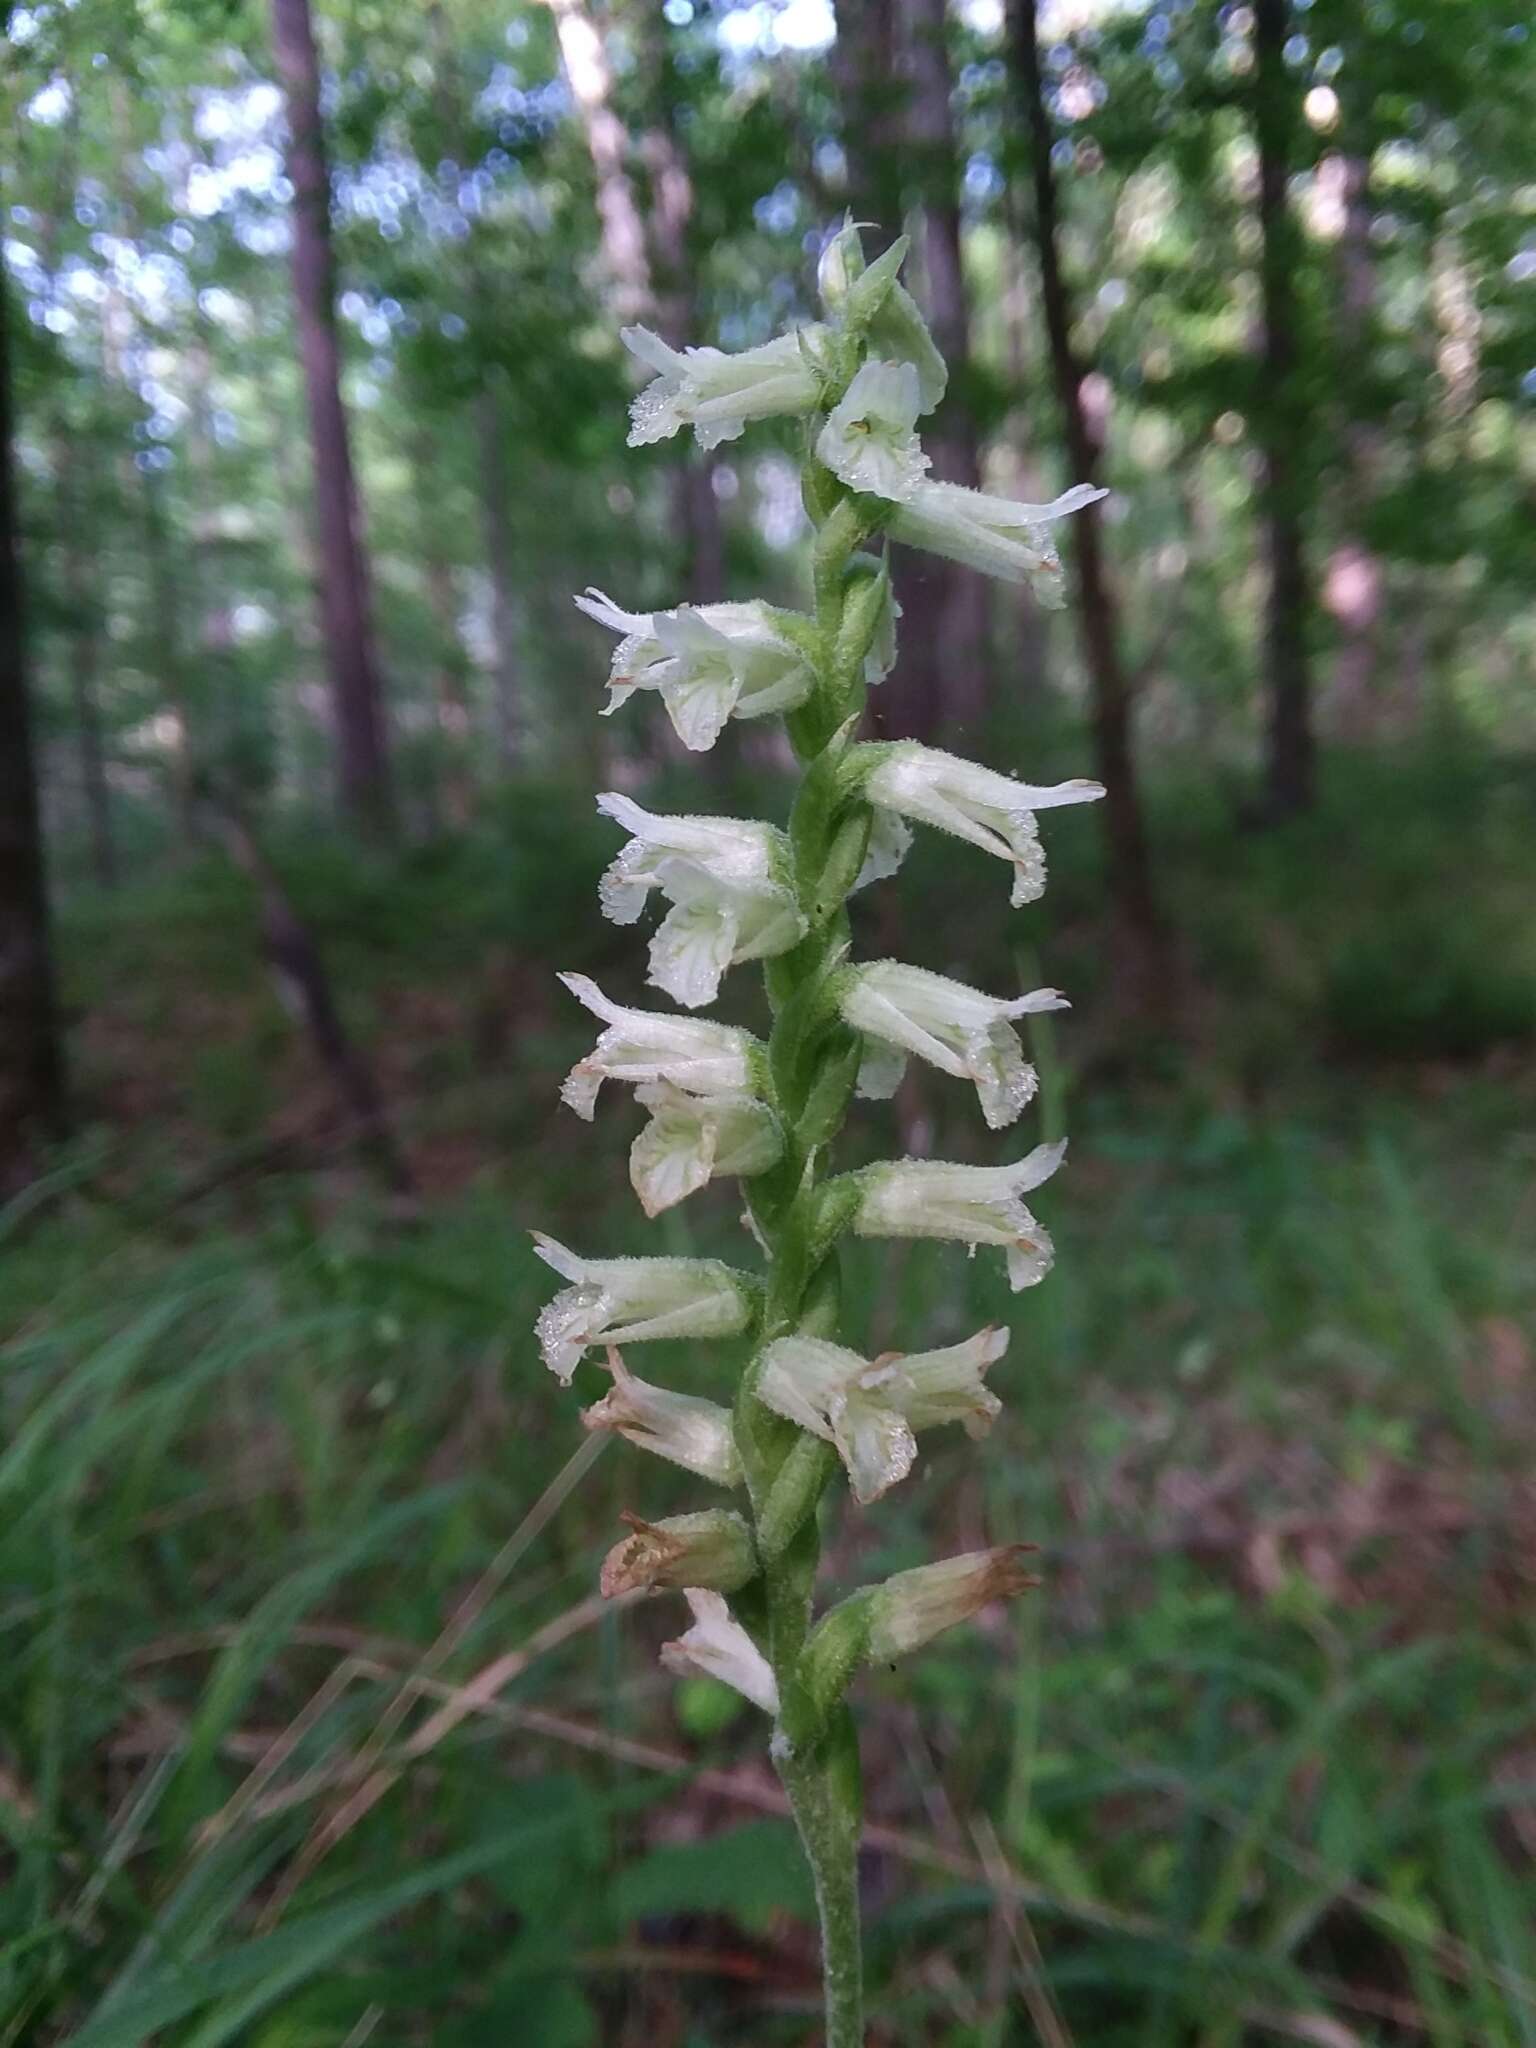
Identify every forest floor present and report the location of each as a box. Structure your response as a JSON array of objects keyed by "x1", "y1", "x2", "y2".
[{"x1": 5, "y1": 740, "x2": 1536, "y2": 2046}]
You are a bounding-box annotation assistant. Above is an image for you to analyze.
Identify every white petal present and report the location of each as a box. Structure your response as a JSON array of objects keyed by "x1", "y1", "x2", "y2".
[
  {"x1": 660, "y1": 1589, "x2": 779, "y2": 1715},
  {"x1": 649, "y1": 900, "x2": 738, "y2": 1010}
]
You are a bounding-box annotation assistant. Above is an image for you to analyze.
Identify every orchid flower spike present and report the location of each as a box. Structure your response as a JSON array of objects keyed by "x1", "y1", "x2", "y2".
[
  {"x1": 850, "y1": 1139, "x2": 1068, "y2": 1291},
  {"x1": 531, "y1": 1233, "x2": 758, "y2": 1384},
  {"x1": 556, "y1": 972, "x2": 761, "y2": 1118},
  {"x1": 838, "y1": 960, "x2": 1068, "y2": 1130},
  {"x1": 622, "y1": 323, "x2": 827, "y2": 450},
  {"x1": 851, "y1": 742, "x2": 1105, "y2": 907},
  {"x1": 595, "y1": 794, "x2": 807, "y2": 1009},
  {"x1": 757, "y1": 1327, "x2": 1008, "y2": 1504},
  {"x1": 573, "y1": 591, "x2": 815, "y2": 751}
]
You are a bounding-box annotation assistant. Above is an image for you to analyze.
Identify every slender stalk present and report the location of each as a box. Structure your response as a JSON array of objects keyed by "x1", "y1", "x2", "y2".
[{"x1": 736, "y1": 459, "x2": 878, "y2": 2044}]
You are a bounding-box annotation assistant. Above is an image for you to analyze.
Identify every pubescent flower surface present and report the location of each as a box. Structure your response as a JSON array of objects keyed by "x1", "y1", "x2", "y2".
[
  {"x1": 629, "y1": 1081, "x2": 782, "y2": 1216},
  {"x1": 622, "y1": 323, "x2": 826, "y2": 449},
  {"x1": 856, "y1": 743, "x2": 1105, "y2": 908},
  {"x1": 574, "y1": 590, "x2": 815, "y2": 750},
  {"x1": 851, "y1": 1139, "x2": 1068, "y2": 1291},
  {"x1": 557, "y1": 972, "x2": 760, "y2": 1117},
  {"x1": 839, "y1": 960, "x2": 1067, "y2": 1130},
  {"x1": 816, "y1": 359, "x2": 930, "y2": 503},
  {"x1": 887, "y1": 479, "x2": 1108, "y2": 603},
  {"x1": 757, "y1": 1327, "x2": 1008, "y2": 1503},
  {"x1": 596, "y1": 793, "x2": 807, "y2": 1009},
  {"x1": 531, "y1": 1233, "x2": 757, "y2": 1383}
]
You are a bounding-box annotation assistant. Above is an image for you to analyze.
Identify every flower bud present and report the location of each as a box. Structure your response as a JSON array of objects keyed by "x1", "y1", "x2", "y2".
[
  {"x1": 599, "y1": 1509, "x2": 756, "y2": 1598},
  {"x1": 581, "y1": 1351, "x2": 743, "y2": 1487},
  {"x1": 866, "y1": 1547, "x2": 1039, "y2": 1661},
  {"x1": 659, "y1": 1589, "x2": 780, "y2": 1715}
]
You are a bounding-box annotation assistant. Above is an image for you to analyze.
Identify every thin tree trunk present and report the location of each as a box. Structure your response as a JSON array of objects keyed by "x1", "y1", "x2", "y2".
[
  {"x1": 474, "y1": 384, "x2": 522, "y2": 770},
  {"x1": 210, "y1": 792, "x2": 416, "y2": 1201},
  {"x1": 1010, "y1": 0, "x2": 1165, "y2": 988},
  {"x1": 543, "y1": 0, "x2": 650, "y2": 315},
  {"x1": 413, "y1": 431, "x2": 475, "y2": 829},
  {"x1": 831, "y1": 0, "x2": 905, "y2": 250},
  {"x1": 0, "y1": 245, "x2": 67, "y2": 1180},
  {"x1": 1321, "y1": 149, "x2": 1383, "y2": 739},
  {"x1": 139, "y1": 468, "x2": 199, "y2": 841},
  {"x1": 885, "y1": 0, "x2": 989, "y2": 742},
  {"x1": 60, "y1": 482, "x2": 115, "y2": 889},
  {"x1": 270, "y1": 0, "x2": 393, "y2": 834},
  {"x1": 1254, "y1": 0, "x2": 1315, "y2": 817}
]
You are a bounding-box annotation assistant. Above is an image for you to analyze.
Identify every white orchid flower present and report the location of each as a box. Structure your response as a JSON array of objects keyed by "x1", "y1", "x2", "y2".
[
  {"x1": 622, "y1": 323, "x2": 826, "y2": 450},
  {"x1": 757, "y1": 1327, "x2": 1007, "y2": 1504},
  {"x1": 630, "y1": 1081, "x2": 782, "y2": 1217},
  {"x1": 867, "y1": 1548, "x2": 1038, "y2": 1660},
  {"x1": 816, "y1": 360, "x2": 930, "y2": 504},
  {"x1": 859, "y1": 743, "x2": 1105, "y2": 908},
  {"x1": 659, "y1": 1588, "x2": 780, "y2": 1715},
  {"x1": 887, "y1": 479, "x2": 1108, "y2": 602},
  {"x1": 557, "y1": 973, "x2": 760, "y2": 1119},
  {"x1": 850, "y1": 1138, "x2": 1068, "y2": 1291},
  {"x1": 581, "y1": 1350, "x2": 742, "y2": 1486},
  {"x1": 839, "y1": 961, "x2": 1067, "y2": 1130},
  {"x1": 531, "y1": 1233, "x2": 758, "y2": 1384},
  {"x1": 596, "y1": 793, "x2": 807, "y2": 1010},
  {"x1": 573, "y1": 590, "x2": 815, "y2": 751}
]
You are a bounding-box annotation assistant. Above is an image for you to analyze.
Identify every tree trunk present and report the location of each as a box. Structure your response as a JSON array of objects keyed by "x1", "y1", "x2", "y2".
[
  {"x1": 0, "y1": 253, "x2": 68, "y2": 1181},
  {"x1": 1321, "y1": 149, "x2": 1384, "y2": 739},
  {"x1": 1254, "y1": 0, "x2": 1315, "y2": 818},
  {"x1": 413, "y1": 431, "x2": 475, "y2": 830},
  {"x1": 474, "y1": 385, "x2": 522, "y2": 770},
  {"x1": 270, "y1": 0, "x2": 393, "y2": 834},
  {"x1": 831, "y1": 0, "x2": 905, "y2": 249},
  {"x1": 1010, "y1": 0, "x2": 1166, "y2": 990},
  {"x1": 62, "y1": 513, "x2": 115, "y2": 890},
  {"x1": 544, "y1": 0, "x2": 650, "y2": 316},
  {"x1": 882, "y1": 0, "x2": 989, "y2": 743}
]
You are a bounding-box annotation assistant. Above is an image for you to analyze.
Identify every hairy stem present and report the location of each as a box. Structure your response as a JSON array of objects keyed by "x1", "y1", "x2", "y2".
[{"x1": 736, "y1": 458, "x2": 875, "y2": 2044}]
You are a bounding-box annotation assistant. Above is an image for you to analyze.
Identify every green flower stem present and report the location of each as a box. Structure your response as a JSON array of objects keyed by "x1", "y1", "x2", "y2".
[{"x1": 735, "y1": 456, "x2": 878, "y2": 2048}]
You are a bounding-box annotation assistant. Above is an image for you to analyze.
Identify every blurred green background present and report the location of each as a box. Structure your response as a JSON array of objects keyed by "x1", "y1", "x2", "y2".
[{"x1": 3, "y1": 1, "x2": 1535, "y2": 2043}]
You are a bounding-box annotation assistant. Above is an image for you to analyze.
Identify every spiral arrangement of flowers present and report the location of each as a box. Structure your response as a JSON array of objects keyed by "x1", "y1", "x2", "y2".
[{"x1": 534, "y1": 221, "x2": 1105, "y2": 2045}]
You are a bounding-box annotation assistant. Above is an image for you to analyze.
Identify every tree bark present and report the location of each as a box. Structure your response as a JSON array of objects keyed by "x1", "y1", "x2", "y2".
[
  {"x1": 0, "y1": 255, "x2": 68, "y2": 1180},
  {"x1": 1319, "y1": 150, "x2": 1383, "y2": 739},
  {"x1": 474, "y1": 384, "x2": 523, "y2": 770},
  {"x1": 1010, "y1": 0, "x2": 1166, "y2": 986},
  {"x1": 1253, "y1": 0, "x2": 1315, "y2": 817},
  {"x1": 270, "y1": 0, "x2": 393, "y2": 834}
]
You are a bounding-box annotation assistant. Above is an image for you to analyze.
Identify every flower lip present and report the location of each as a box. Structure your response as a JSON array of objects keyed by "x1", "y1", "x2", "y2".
[{"x1": 659, "y1": 1588, "x2": 780, "y2": 1715}]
